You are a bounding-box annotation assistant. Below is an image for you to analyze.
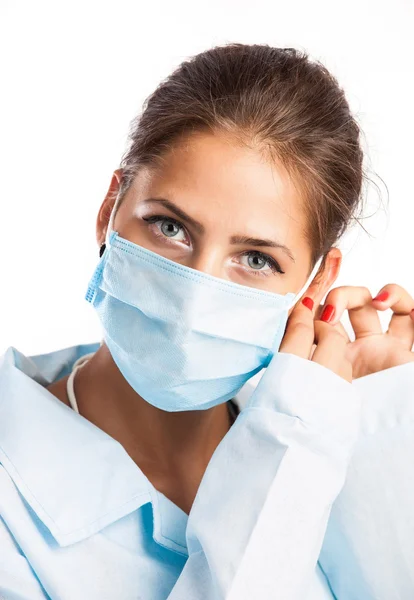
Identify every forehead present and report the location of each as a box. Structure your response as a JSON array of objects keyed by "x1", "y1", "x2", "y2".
[{"x1": 129, "y1": 130, "x2": 308, "y2": 247}]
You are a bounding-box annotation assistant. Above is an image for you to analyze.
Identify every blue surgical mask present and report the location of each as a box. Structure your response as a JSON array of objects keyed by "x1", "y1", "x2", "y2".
[{"x1": 85, "y1": 231, "x2": 323, "y2": 411}]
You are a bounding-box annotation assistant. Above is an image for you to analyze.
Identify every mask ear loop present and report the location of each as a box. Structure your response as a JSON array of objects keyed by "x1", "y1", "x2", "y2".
[
  {"x1": 268, "y1": 254, "x2": 325, "y2": 359},
  {"x1": 92, "y1": 194, "x2": 122, "y2": 345},
  {"x1": 103, "y1": 187, "x2": 123, "y2": 250},
  {"x1": 289, "y1": 254, "x2": 325, "y2": 309}
]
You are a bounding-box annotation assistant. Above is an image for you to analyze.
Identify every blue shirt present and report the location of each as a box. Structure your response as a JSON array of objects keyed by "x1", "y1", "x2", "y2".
[{"x1": 0, "y1": 343, "x2": 413, "y2": 599}]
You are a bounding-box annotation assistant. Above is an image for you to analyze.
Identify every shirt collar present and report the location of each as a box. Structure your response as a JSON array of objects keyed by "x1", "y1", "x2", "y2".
[
  {"x1": 0, "y1": 343, "x2": 256, "y2": 550},
  {"x1": 0, "y1": 344, "x2": 152, "y2": 548}
]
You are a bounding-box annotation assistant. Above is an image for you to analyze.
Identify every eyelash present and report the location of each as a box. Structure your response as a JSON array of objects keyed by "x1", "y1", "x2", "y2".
[
  {"x1": 246, "y1": 252, "x2": 285, "y2": 276},
  {"x1": 143, "y1": 215, "x2": 189, "y2": 244},
  {"x1": 142, "y1": 215, "x2": 285, "y2": 276}
]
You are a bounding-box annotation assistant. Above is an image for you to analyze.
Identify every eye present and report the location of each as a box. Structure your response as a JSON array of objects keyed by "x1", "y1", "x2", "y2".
[
  {"x1": 239, "y1": 251, "x2": 284, "y2": 276},
  {"x1": 143, "y1": 215, "x2": 188, "y2": 244},
  {"x1": 160, "y1": 219, "x2": 182, "y2": 238}
]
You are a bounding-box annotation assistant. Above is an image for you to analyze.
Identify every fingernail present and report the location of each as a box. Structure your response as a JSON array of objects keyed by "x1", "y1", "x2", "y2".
[
  {"x1": 321, "y1": 304, "x2": 335, "y2": 323},
  {"x1": 302, "y1": 297, "x2": 314, "y2": 310},
  {"x1": 373, "y1": 291, "x2": 389, "y2": 302}
]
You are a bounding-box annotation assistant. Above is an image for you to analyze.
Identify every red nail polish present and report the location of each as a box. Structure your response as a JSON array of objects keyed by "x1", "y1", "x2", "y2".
[
  {"x1": 321, "y1": 304, "x2": 335, "y2": 323},
  {"x1": 373, "y1": 291, "x2": 389, "y2": 302},
  {"x1": 302, "y1": 297, "x2": 314, "y2": 310}
]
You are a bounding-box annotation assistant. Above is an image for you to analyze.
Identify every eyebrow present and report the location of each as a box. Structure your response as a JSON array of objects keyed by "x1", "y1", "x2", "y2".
[
  {"x1": 230, "y1": 235, "x2": 295, "y2": 262},
  {"x1": 142, "y1": 198, "x2": 205, "y2": 234},
  {"x1": 142, "y1": 197, "x2": 295, "y2": 262}
]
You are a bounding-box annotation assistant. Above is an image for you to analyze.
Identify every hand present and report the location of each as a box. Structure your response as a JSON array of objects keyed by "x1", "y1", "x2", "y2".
[
  {"x1": 280, "y1": 292, "x2": 352, "y2": 382},
  {"x1": 318, "y1": 283, "x2": 414, "y2": 378}
]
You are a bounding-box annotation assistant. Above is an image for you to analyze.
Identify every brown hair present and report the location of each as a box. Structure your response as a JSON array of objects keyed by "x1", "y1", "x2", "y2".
[{"x1": 117, "y1": 43, "x2": 366, "y2": 274}]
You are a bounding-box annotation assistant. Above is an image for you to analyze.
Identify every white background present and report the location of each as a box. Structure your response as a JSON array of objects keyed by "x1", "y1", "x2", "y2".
[{"x1": 0, "y1": 0, "x2": 413, "y2": 356}]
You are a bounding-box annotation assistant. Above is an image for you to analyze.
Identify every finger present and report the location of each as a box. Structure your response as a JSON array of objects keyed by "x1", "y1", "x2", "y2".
[
  {"x1": 294, "y1": 274, "x2": 328, "y2": 315},
  {"x1": 322, "y1": 286, "x2": 382, "y2": 338},
  {"x1": 312, "y1": 320, "x2": 352, "y2": 381},
  {"x1": 373, "y1": 283, "x2": 414, "y2": 346},
  {"x1": 331, "y1": 319, "x2": 352, "y2": 342},
  {"x1": 388, "y1": 314, "x2": 414, "y2": 348},
  {"x1": 280, "y1": 297, "x2": 315, "y2": 359},
  {"x1": 315, "y1": 302, "x2": 351, "y2": 342},
  {"x1": 289, "y1": 254, "x2": 332, "y2": 317}
]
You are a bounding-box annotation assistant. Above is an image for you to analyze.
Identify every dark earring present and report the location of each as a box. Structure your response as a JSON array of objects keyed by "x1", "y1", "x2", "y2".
[{"x1": 99, "y1": 243, "x2": 106, "y2": 258}]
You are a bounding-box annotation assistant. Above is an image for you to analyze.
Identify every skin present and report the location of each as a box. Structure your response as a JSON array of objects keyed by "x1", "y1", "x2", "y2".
[
  {"x1": 320, "y1": 284, "x2": 414, "y2": 378},
  {"x1": 48, "y1": 130, "x2": 414, "y2": 513}
]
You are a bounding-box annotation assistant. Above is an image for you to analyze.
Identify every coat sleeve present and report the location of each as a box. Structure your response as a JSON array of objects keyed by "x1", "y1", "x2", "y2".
[
  {"x1": 318, "y1": 361, "x2": 414, "y2": 599},
  {"x1": 168, "y1": 352, "x2": 361, "y2": 600}
]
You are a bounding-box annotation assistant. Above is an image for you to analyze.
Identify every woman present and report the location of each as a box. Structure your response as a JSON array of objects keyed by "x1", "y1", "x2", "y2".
[{"x1": 1, "y1": 43, "x2": 413, "y2": 600}]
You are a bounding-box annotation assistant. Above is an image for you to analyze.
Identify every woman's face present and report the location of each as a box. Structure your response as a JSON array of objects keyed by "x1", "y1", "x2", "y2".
[{"x1": 99, "y1": 130, "x2": 335, "y2": 298}]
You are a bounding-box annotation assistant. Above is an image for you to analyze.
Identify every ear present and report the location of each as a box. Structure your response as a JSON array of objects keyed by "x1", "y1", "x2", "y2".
[
  {"x1": 306, "y1": 247, "x2": 342, "y2": 307},
  {"x1": 96, "y1": 169, "x2": 123, "y2": 246}
]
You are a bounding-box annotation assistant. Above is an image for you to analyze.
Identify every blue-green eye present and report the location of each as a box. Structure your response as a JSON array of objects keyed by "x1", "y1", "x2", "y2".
[
  {"x1": 160, "y1": 220, "x2": 181, "y2": 237},
  {"x1": 247, "y1": 253, "x2": 267, "y2": 270},
  {"x1": 143, "y1": 215, "x2": 188, "y2": 243},
  {"x1": 241, "y1": 251, "x2": 284, "y2": 275}
]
